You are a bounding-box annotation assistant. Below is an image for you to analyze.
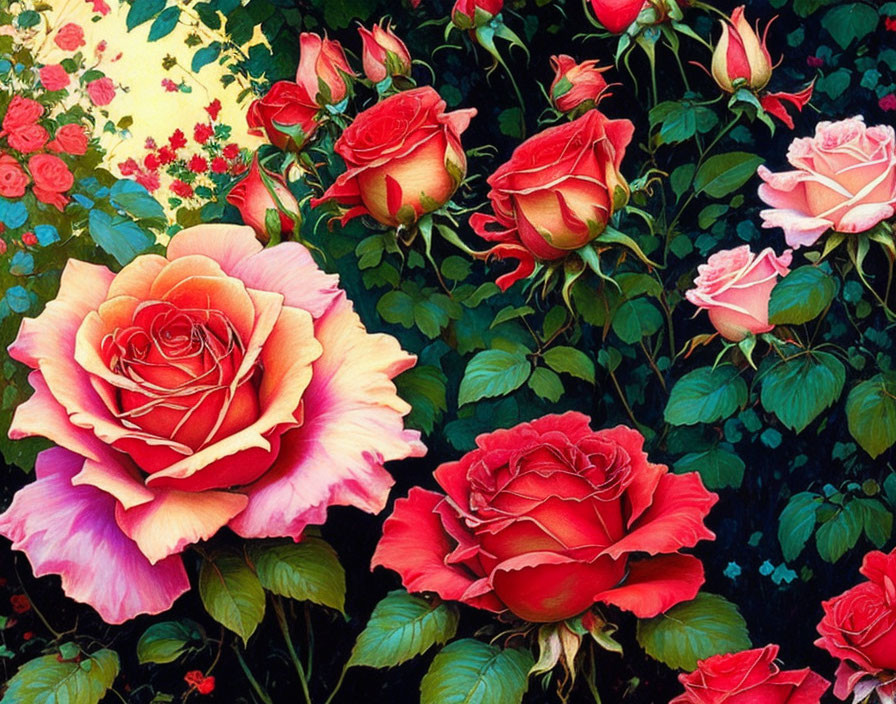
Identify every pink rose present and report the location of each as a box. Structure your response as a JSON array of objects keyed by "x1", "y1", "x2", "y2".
[
  {"x1": 0, "y1": 225, "x2": 425, "y2": 624},
  {"x1": 54, "y1": 23, "x2": 85, "y2": 51},
  {"x1": 758, "y1": 117, "x2": 896, "y2": 248},
  {"x1": 28, "y1": 153, "x2": 74, "y2": 211},
  {"x1": 685, "y1": 245, "x2": 792, "y2": 342},
  {"x1": 40, "y1": 64, "x2": 71, "y2": 92},
  {"x1": 295, "y1": 33, "x2": 354, "y2": 106},
  {"x1": 358, "y1": 22, "x2": 412, "y2": 84},
  {"x1": 7, "y1": 124, "x2": 49, "y2": 154},
  {"x1": 0, "y1": 153, "x2": 30, "y2": 198},
  {"x1": 2, "y1": 96, "x2": 44, "y2": 133},
  {"x1": 86, "y1": 77, "x2": 116, "y2": 106},
  {"x1": 48, "y1": 124, "x2": 89, "y2": 156}
]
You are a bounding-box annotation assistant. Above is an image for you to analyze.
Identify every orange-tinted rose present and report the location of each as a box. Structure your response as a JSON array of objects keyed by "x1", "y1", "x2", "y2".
[
  {"x1": 550, "y1": 55, "x2": 612, "y2": 114},
  {"x1": 358, "y1": 22, "x2": 412, "y2": 84},
  {"x1": 295, "y1": 33, "x2": 354, "y2": 106},
  {"x1": 247, "y1": 81, "x2": 319, "y2": 152},
  {"x1": 227, "y1": 155, "x2": 300, "y2": 243}
]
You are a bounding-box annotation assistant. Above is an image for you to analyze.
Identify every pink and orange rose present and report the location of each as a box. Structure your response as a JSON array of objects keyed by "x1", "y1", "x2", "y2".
[
  {"x1": 227, "y1": 155, "x2": 301, "y2": 243},
  {"x1": 358, "y1": 22, "x2": 412, "y2": 84},
  {"x1": 550, "y1": 55, "x2": 612, "y2": 114},
  {"x1": 295, "y1": 33, "x2": 354, "y2": 106},
  {"x1": 0, "y1": 225, "x2": 425, "y2": 623}
]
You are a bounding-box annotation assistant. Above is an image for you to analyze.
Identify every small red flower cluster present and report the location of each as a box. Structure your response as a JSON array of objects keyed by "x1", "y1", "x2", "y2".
[{"x1": 184, "y1": 670, "x2": 215, "y2": 695}]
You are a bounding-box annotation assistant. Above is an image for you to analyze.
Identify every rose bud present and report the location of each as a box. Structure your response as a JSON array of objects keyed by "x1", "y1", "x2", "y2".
[
  {"x1": 226, "y1": 155, "x2": 300, "y2": 243},
  {"x1": 247, "y1": 81, "x2": 319, "y2": 152},
  {"x1": 312, "y1": 86, "x2": 475, "y2": 227},
  {"x1": 759, "y1": 117, "x2": 896, "y2": 249},
  {"x1": 816, "y1": 548, "x2": 896, "y2": 701},
  {"x1": 358, "y1": 22, "x2": 412, "y2": 84},
  {"x1": 469, "y1": 109, "x2": 633, "y2": 290},
  {"x1": 711, "y1": 6, "x2": 773, "y2": 94},
  {"x1": 550, "y1": 55, "x2": 612, "y2": 115},
  {"x1": 588, "y1": 0, "x2": 645, "y2": 33},
  {"x1": 685, "y1": 245, "x2": 792, "y2": 342},
  {"x1": 671, "y1": 645, "x2": 830, "y2": 704},
  {"x1": 295, "y1": 33, "x2": 354, "y2": 106},
  {"x1": 451, "y1": 0, "x2": 503, "y2": 31}
]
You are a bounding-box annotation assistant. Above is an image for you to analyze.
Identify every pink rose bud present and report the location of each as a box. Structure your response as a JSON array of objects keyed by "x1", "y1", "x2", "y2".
[
  {"x1": 686, "y1": 245, "x2": 792, "y2": 342},
  {"x1": 295, "y1": 33, "x2": 354, "y2": 106},
  {"x1": 711, "y1": 5, "x2": 773, "y2": 93},
  {"x1": 549, "y1": 54, "x2": 612, "y2": 114},
  {"x1": 358, "y1": 22, "x2": 412, "y2": 84},
  {"x1": 451, "y1": 0, "x2": 503, "y2": 30},
  {"x1": 758, "y1": 116, "x2": 896, "y2": 248},
  {"x1": 226, "y1": 154, "x2": 301, "y2": 243}
]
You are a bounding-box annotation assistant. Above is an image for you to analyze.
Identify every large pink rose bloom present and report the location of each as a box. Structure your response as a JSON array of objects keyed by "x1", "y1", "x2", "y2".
[
  {"x1": 0, "y1": 225, "x2": 425, "y2": 624},
  {"x1": 758, "y1": 117, "x2": 896, "y2": 248},
  {"x1": 685, "y1": 245, "x2": 792, "y2": 342}
]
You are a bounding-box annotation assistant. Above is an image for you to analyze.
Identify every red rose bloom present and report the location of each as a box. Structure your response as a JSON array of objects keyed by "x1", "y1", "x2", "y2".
[
  {"x1": 312, "y1": 86, "x2": 475, "y2": 227},
  {"x1": 2, "y1": 96, "x2": 44, "y2": 134},
  {"x1": 816, "y1": 548, "x2": 896, "y2": 700},
  {"x1": 86, "y1": 77, "x2": 116, "y2": 106},
  {"x1": 205, "y1": 98, "x2": 222, "y2": 121},
  {"x1": 40, "y1": 64, "x2": 71, "y2": 92},
  {"x1": 247, "y1": 81, "x2": 319, "y2": 152},
  {"x1": 549, "y1": 55, "x2": 612, "y2": 114},
  {"x1": 295, "y1": 33, "x2": 354, "y2": 106},
  {"x1": 0, "y1": 154, "x2": 30, "y2": 198},
  {"x1": 22, "y1": 232, "x2": 38, "y2": 247},
  {"x1": 169, "y1": 129, "x2": 187, "y2": 150},
  {"x1": 223, "y1": 143, "x2": 240, "y2": 160},
  {"x1": 227, "y1": 155, "x2": 300, "y2": 243},
  {"x1": 671, "y1": 645, "x2": 830, "y2": 704},
  {"x1": 28, "y1": 153, "x2": 74, "y2": 211},
  {"x1": 373, "y1": 412, "x2": 718, "y2": 622},
  {"x1": 135, "y1": 171, "x2": 160, "y2": 192},
  {"x1": 48, "y1": 123, "x2": 89, "y2": 156},
  {"x1": 452, "y1": 0, "x2": 503, "y2": 29},
  {"x1": 8, "y1": 124, "x2": 49, "y2": 154},
  {"x1": 157, "y1": 146, "x2": 176, "y2": 165},
  {"x1": 170, "y1": 179, "x2": 194, "y2": 198},
  {"x1": 211, "y1": 157, "x2": 228, "y2": 173},
  {"x1": 188, "y1": 155, "x2": 208, "y2": 173},
  {"x1": 194, "y1": 123, "x2": 214, "y2": 144},
  {"x1": 143, "y1": 153, "x2": 160, "y2": 171},
  {"x1": 10, "y1": 594, "x2": 30, "y2": 614},
  {"x1": 54, "y1": 22, "x2": 86, "y2": 51}
]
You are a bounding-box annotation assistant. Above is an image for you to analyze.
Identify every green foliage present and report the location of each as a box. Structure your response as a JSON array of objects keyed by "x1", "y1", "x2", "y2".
[
  {"x1": 148, "y1": 7, "x2": 181, "y2": 41},
  {"x1": 821, "y1": 3, "x2": 879, "y2": 49},
  {"x1": 612, "y1": 298, "x2": 663, "y2": 344},
  {"x1": 458, "y1": 349, "x2": 531, "y2": 407},
  {"x1": 768, "y1": 266, "x2": 837, "y2": 325},
  {"x1": 420, "y1": 640, "x2": 533, "y2": 704},
  {"x1": 673, "y1": 447, "x2": 745, "y2": 490},
  {"x1": 815, "y1": 500, "x2": 864, "y2": 563},
  {"x1": 665, "y1": 366, "x2": 748, "y2": 426},
  {"x1": 126, "y1": 0, "x2": 166, "y2": 31},
  {"x1": 693, "y1": 152, "x2": 764, "y2": 199},
  {"x1": 759, "y1": 351, "x2": 845, "y2": 433},
  {"x1": 199, "y1": 550, "x2": 266, "y2": 644},
  {"x1": 542, "y1": 346, "x2": 595, "y2": 383},
  {"x1": 778, "y1": 492, "x2": 821, "y2": 562},
  {"x1": 1, "y1": 647, "x2": 119, "y2": 704},
  {"x1": 846, "y1": 373, "x2": 896, "y2": 458},
  {"x1": 137, "y1": 620, "x2": 204, "y2": 665}
]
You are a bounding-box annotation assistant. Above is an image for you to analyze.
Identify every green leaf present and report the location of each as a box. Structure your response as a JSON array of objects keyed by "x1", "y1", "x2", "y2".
[
  {"x1": 665, "y1": 365, "x2": 748, "y2": 426},
  {"x1": 148, "y1": 6, "x2": 181, "y2": 40},
  {"x1": 420, "y1": 639, "x2": 533, "y2": 704},
  {"x1": 670, "y1": 164, "x2": 696, "y2": 202},
  {"x1": 491, "y1": 305, "x2": 534, "y2": 329},
  {"x1": 768, "y1": 266, "x2": 837, "y2": 325},
  {"x1": 673, "y1": 448, "x2": 745, "y2": 490},
  {"x1": 1, "y1": 648, "x2": 119, "y2": 704},
  {"x1": 88, "y1": 210, "x2": 155, "y2": 266},
  {"x1": 855, "y1": 498, "x2": 894, "y2": 548},
  {"x1": 137, "y1": 620, "x2": 203, "y2": 664},
  {"x1": 192, "y1": 42, "x2": 222, "y2": 72},
  {"x1": 126, "y1": 0, "x2": 166, "y2": 30},
  {"x1": 816, "y1": 500, "x2": 864, "y2": 562},
  {"x1": 458, "y1": 349, "x2": 531, "y2": 407},
  {"x1": 778, "y1": 492, "x2": 821, "y2": 562},
  {"x1": 377, "y1": 291, "x2": 415, "y2": 328},
  {"x1": 612, "y1": 298, "x2": 663, "y2": 344},
  {"x1": 542, "y1": 346, "x2": 595, "y2": 383},
  {"x1": 846, "y1": 374, "x2": 896, "y2": 458},
  {"x1": 249, "y1": 537, "x2": 345, "y2": 613},
  {"x1": 760, "y1": 352, "x2": 845, "y2": 433},
  {"x1": 528, "y1": 367, "x2": 564, "y2": 402},
  {"x1": 822, "y1": 3, "x2": 879, "y2": 49},
  {"x1": 349, "y1": 591, "x2": 459, "y2": 669},
  {"x1": 199, "y1": 550, "x2": 265, "y2": 644},
  {"x1": 636, "y1": 593, "x2": 751, "y2": 671},
  {"x1": 395, "y1": 365, "x2": 448, "y2": 435},
  {"x1": 693, "y1": 152, "x2": 764, "y2": 199},
  {"x1": 498, "y1": 108, "x2": 525, "y2": 139}
]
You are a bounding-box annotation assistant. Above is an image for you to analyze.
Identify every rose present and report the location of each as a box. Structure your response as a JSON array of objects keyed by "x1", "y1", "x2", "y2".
[
  {"x1": 0, "y1": 224, "x2": 425, "y2": 624},
  {"x1": 28, "y1": 153, "x2": 74, "y2": 211},
  {"x1": 247, "y1": 81, "x2": 319, "y2": 152},
  {"x1": 711, "y1": 6, "x2": 773, "y2": 94},
  {"x1": 671, "y1": 645, "x2": 830, "y2": 704},
  {"x1": 373, "y1": 412, "x2": 717, "y2": 623},
  {"x1": 816, "y1": 549, "x2": 896, "y2": 700},
  {"x1": 40, "y1": 64, "x2": 70, "y2": 92},
  {"x1": 48, "y1": 124, "x2": 89, "y2": 156},
  {"x1": 685, "y1": 245, "x2": 792, "y2": 342},
  {"x1": 7, "y1": 124, "x2": 49, "y2": 154},
  {"x1": 588, "y1": 0, "x2": 644, "y2": 33},
  {"x1": 452, "y1": 0, "x2": 503, "y2": 30},
  {"x1": 295, "y1": 33, "x2": 354, "y2": 106},
  {"x1": 358, "y1": 22, "x2": 412, "y2": 84},
  {"x1": 2, "y1": 96, "x2": 44, "y2": 133},
  {"x1": 758, "y1": 117, "x2": 896, "y2": 248},
  {"x1": 469, "y1": 109, "x2": 633, "y2": 290},
  {"x1": 0, "y1": 153, "x2": 29, "y2": 198},
  {"x1": 312, "y1": 87, "x2": 475, "y2": 227},
  {"x1": 226, "y1": 155, "x2": 301, "y2": 243},
  {"x1": 550, "y1": 55, "x2": 612, "y2": 114},
  {"x1": 54, "y1": 22, "x2": 85, "y2": 51},
  {"x1": 86, "y1": 77, "x2": 116, "y2": 106}
]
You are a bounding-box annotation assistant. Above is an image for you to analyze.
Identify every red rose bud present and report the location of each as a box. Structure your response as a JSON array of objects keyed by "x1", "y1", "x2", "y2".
[
  {"x1": 312, "y1": 86, "x2": 475, "y2": 227},
  {"x1": 358, "y1": 22, "x2": 412, "y2": 84},
  {"x1": 21, "y1": 232, "x2": 38, "y2": 247},
  {"x1": 296, "y1": 33, "x2": 354, "y2": 106},
  {"x1": 550, "y1": 55, "x2": 612, "y2": 114},
  {"x1": 227, "y1": 155, "x2": 300, "y2": 243},
  {"x1": 247, "y1": 81, "x2": 319, "y2": 152},
  {"x1": 10, "y1": 594, "x2": 31, "y2": 614},
  {"x1": 711, "y1": 5, "x2": 774, "y2": 93},
  {"x1": 588, "y1": 0, "x2": 645, "y2": 33},
  {"x1": 451, "y1": 0, "x2": 503, "y2": 30}
]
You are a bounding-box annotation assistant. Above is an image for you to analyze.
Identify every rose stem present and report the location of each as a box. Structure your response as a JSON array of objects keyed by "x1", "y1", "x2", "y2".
[{"x1": 273, "y1": 596, "x2": 314, "y2": 704}]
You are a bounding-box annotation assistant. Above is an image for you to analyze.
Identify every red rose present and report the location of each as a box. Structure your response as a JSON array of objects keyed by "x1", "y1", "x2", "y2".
[
  {"x1": 7, "y1": 124, "x2": 49, "y2": 154},
  {"x1": 54, "y1": 22, "x2": 86, "y2": 51},
  {"x1": 227, "y1": 155, "x2": 300, "y2": 243},
  {"x1": 312, "y1": 87, "x2": 475, "y2": 227},
  {"x1": 550, "y1": 55, "x2": 612, "y2": 114},
  {"x1": 188, "y1": 155, "x2": 208, "y2": 173},
  {"x1": 28, "y1": 153, "x2": 74, "y2": 211},
  {"x1": 247, "y1": 81, "x2": 319, "y2": 152},
  {"x1": 588, "y1": 0, "x2": 645, "y2": 33},
  {"x1": 86, "y1": 77, "x2": 116, "y2": 106},
  {"x1": 211, "y1": 157, "x2": 228, "y2": 173},
  {"x1": 470, "y1": 109, "x2": 633, "y2": 290},
  {"x1": 373, "y1": 412, "x2": 718, "y2": 622},
  {"x1": 296, "y1": 33, "x2": 354, "y2": 105},
  {"x1": 205, "y1": 98, "x2": 222, "y2": 120},
  {"x1": 194, "y1": 123, "x2": 214, "y2": 144},
  {"x1": 40, "y1": 64, "x2": 71, "y2": 92},
  {"x1": 170, "y1": 179, "x2": 194, "y2": 198},
  {"x1": 0, "y1": 154, "x2": 30, "y2": 198},
  {"x1": 2, "y1": 96, "x2": 44, "y2": 134},
  {"x1": 452, "y1": 0, "x2": 503, "y2": 29},
  {"x1": 358, "y1": 22, "x2": 412, "y2": 84},
  {"x1": 223, "y1": 143, "x2": 240, "y2": 159},
  {"x1": 135, "y1": 171, "x2": 160, "y2": 192},
  {"x1": 157, "y1": 146, "x2": 176, "y2": 164},
  {"x1": 671, "y1": 645, "x2": 830, "y2": 704},
  {"x1": 48, "y1": 123, "x2": 89, "y2": 156},
  {"x1": 816, "y1": 548, "x2": 896, "y2": 700}
]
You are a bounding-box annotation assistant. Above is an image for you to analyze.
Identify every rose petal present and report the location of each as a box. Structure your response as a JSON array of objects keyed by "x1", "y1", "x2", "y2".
[
  {"x1": 165, "y1": 224, "x2": 264, "y2": 272},
  {"x1": 594, "y1": 553, "x2": 705, "y2": 618}
]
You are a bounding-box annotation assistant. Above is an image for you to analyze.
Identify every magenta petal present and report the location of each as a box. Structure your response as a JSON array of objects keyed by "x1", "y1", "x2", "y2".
[{"x1": 0, "y1": 448, "x2": 189, "y2": 624}]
